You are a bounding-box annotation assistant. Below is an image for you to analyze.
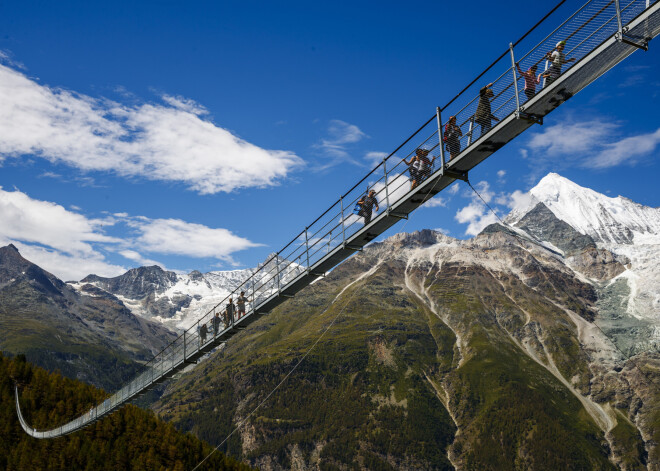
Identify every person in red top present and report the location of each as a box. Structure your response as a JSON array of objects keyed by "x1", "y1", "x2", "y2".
[{"x1": 516, "y1": 62, "x2": 541, "y2": 102}]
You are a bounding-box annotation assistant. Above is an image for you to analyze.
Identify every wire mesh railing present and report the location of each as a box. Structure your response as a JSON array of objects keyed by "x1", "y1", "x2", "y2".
[{"x1": 17, "y1": 0, "x2": 658, "y2": 437}]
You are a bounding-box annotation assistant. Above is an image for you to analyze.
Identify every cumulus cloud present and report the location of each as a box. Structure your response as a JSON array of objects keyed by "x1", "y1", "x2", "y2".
[
  {"x1": 527, "y1": 120, "x2": 619, "y2": 157},
  {"x1": 0, "y1": 63, "x2": 303, "y2": 194},
  {"x1": 0, "y1": 187, "x2": 261, "y2": 280},
  {"x1": 524, "y1": 118, "x2": 660, "y2": 170},
  {"x1": 126, "y1": 217, "x2": 261, "y2": 264},
  {"x1": 586, "y1": 128, "x2": 660, "y2": 168},
  {"x1": 455, "y1": 201, "x2": 498, "y2": 236},
  {"x1": 454, "y1": 180, "x2": 499, "y2": 236},
  {"x1": 0, "y1": 186, "x2": 119, "y2": 256},
  {"x1": 423, "y1": 196, "x2": 447, "y2": 208}
]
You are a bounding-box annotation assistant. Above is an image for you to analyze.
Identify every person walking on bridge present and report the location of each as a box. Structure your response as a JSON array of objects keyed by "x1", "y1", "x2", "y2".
[
  {"x1": 403, "y1": 154, "x2": 420, "y2": 189},
  {"x1": 356, "y1": 189, "x2": 379, "y2": 225},
  {"x1": 236, "y1": 291, "x2": 251, "y2": 319},
  {"x1": 543, "y1": 40, "x2": 575, "y2": 85},
  {"x1": 475, "y1": 83, "x2": 499, "y2": 138},
  {"x1": 414, "y1": 148, "x2": 435, "y2": 183},
  {"x1": 225, "y1": 298, "x2": 236, "y2": 327},
  {"x1": 444, "y1": 116, "x2": 462, "y2": 160},
  {"x1": 213, "y1": 311, "x2": 221, "y2": 336}
]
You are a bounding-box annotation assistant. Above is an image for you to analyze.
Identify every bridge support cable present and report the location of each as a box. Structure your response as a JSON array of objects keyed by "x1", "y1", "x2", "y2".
[{"x1": 15, "y1": 0, "x2": 660, "y2": 438}]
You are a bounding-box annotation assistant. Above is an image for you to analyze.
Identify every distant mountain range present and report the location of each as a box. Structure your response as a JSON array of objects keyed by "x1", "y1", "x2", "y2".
[
  {"x1": 0, "y1": 244, "x2": 177, "y2": 390},
  {"x1": 70, "y1": 254, "x2": 305, "y2": 331}
]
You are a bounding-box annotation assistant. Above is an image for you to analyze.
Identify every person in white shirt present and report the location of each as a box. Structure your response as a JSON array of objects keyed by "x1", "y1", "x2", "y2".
[{"x1": 543, "y1": 40, "x2": 575, "y2": 85}]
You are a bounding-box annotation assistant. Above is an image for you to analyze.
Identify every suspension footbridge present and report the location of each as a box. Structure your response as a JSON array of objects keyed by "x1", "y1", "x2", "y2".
[{"x1": 16, "y1": 0, "x2": 660, "y2": 438}]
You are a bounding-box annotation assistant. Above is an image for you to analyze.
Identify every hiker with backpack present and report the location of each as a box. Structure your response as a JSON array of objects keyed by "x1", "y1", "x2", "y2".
[
  {"x1": 356, "y1": 189, "x2": 379, "y2": 224},
  {"x1": 444, "y1": 116, "x2": 462, "y2": 160}
]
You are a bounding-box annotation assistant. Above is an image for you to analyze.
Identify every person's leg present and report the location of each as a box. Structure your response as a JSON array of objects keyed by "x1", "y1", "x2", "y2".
[
  {"x1": 525, "y1": 89, "x2": 535, "y2": 101},
  {"x1": 480, "y1": 120, "x2": 491, "y2": 137},
  {"x1": 364, "y1": 212, "x2": 372, "y2": 224}
]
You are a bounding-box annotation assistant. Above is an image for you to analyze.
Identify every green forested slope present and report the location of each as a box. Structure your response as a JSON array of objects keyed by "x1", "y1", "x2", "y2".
[{"x1": 0, "y1": 352, "x2": 253, "y2": 471}]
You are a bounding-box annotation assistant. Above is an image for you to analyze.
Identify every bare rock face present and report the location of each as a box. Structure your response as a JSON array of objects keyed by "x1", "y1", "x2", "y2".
[
  {"x1": 568, "y1": 246, "x2": 628, "y2": 281},
  {"x1": 516, "y1": 202, "x2": 597, "y2": 255}
]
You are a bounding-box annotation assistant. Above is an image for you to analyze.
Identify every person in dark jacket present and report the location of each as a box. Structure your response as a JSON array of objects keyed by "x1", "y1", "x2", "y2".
[
  {"x1": 213, "y1": 312, "x2": 221, "y2": 336},
  {"x1": 475, "y1": 82, "x2": 499, "y2": 137},
  {"x1": 444, "y1": 116, "x2": 462, "y2": 160},
  {"x1": 356, "y1": 189, "x2": 379, "y2": 224},
  {"x1": 199, "y1": 322, "x2": 208, "y2": 344},
  {"x1": 224, "y1": 298, "x2": 235, "y2": 327}
]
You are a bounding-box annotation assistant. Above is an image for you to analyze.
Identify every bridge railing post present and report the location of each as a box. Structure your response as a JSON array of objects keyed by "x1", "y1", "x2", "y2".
[
  {"x1": 436, "y1": 107, "x2": 446, "y2": 172},
  {"x1": 383, "y1": 159, "x2": 390, "y2": 211},
  {"x1": 467, "y1": 116, "x2": 475, "y2": 147},
  {"x1": 251, "y1": 278, "x2": 256, "y2": 314},
  {"x1": 305, "y1": 228, "x2": 310, "y2": 270},
  {"x1": 509, "y1": 43, "x2": 521, "y2": 114},
  {"x1": 615, "y1": 0, "x2": 624, "y2": 37},
  {"x1": 276, "y1": 254, "x2": 281, "y2": 294},
  {"x1": 340, "y1": 197, "x2": 346, "y2": 244}
]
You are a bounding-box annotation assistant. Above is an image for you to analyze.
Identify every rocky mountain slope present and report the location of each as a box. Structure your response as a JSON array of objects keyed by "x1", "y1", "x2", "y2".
[
  {"x1": 73, "y1": 255, "x2": 304, "y2": 331},
  {"x1": 0, "y1": 244, "x2": 177, "y2": 390},
  {"x1": 149, "y1": 174, "x2": 659, "y2": 470},
  {"x1": 506, "y1": 172, "x2": 660, "y2": 355}
]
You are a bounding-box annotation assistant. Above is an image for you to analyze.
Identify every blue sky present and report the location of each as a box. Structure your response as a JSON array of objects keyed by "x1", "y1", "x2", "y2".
[{"x1": 1, "y1": 0, "x2": 658, "y2": 280}]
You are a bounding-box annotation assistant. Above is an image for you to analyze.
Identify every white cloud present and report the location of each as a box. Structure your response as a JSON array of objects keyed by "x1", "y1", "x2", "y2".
[
  {"x1": 524, "y1": 118, "x2": 660, "y2": 170},
  {"x1": 127, "y1": 217, "x2": 261, "y2": 263},
  {"x1": 455, "y1": 201, "x2": 498, "y2": 236},
  {"x1": 0, "y1": 64, "x2": 303, "y2": 194},
  {"x1": 315, "y1": 119, "x2": 367, "y2": 168},
  {"x1": 497, "y1": 170, "x2": 506, "y2": 178},
  {"x1": 365, "y1": 151, "x2": 388, "y2": 166},
  {"x1": 324, "y1": 119, "x2": 366, "y2": 145},
  {"x1": 118, "y1": 249, "x2": 163, "y2": 267},
  {"x1": 0, "y1": 187, "x2": 262, "y2": 280},
  {"x1": 423, "y1": 196, "x2": 447, "y2": 208},
  {"x1": 527, "y1": 120, "x2": 618, "y2": 157},
  {"x1": 504, "y1": 189, "x2": 536, "y2": 211},
  {"x1": 0, "y1": 186, "x2": 119, "y2": 256},
  {"x1": 454, "y1": 180, "x2": 501, "y2": 236},
  {"x1": 586, "y1": 128, "x2": 660, "y2": 168},
  {"x1": 447, "y1": 183, "x2": 460, "y2": 195}
]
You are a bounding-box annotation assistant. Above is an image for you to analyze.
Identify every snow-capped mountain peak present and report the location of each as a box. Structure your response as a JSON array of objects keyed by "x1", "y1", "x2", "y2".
[{"x1": 508, "y1": 172, "x2": 660, "y2": 246}]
